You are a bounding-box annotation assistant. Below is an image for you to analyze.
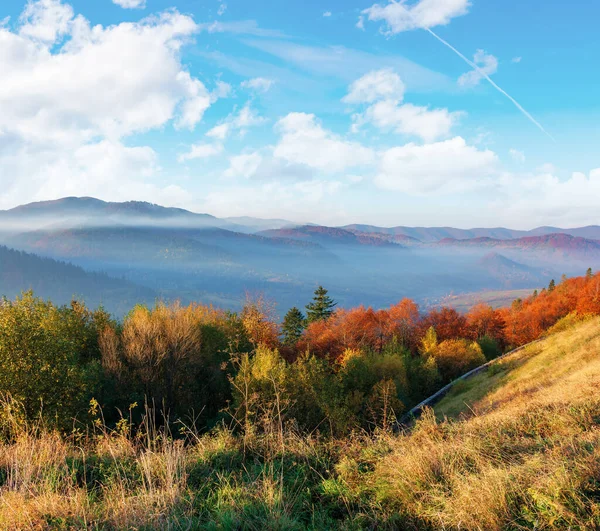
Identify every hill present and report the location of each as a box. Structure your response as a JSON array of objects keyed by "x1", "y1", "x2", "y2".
[
  {"x1": 0, "y1": 245, "x2": 156, "y2": 315},
  {"x1": 259, "y1": 225, "x2": 400, "y2": 247},
  {"x1": 437, "y1": 232, "x2": 600, "y2": 258},
  {"x1": 378, "y1": 317, "x2": 600, "y2": 529},
  {"x1": 477, "y1": 251, "x2": 553, "y2": 286}
]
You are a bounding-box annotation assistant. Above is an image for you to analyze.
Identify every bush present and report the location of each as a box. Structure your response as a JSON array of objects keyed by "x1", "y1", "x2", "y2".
[
  {"x1": 432, "y1": 339, "x2": 486, "y2": 382},
  {"x1": 477, "y1": 335, "x2": 503, "y2": 360},
  {"x1": 0, "y1": 293, "x2": 104, "y2": 430}
]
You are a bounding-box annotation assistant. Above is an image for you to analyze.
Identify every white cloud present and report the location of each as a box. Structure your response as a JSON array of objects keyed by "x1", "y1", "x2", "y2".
[
  {"x1": 178, "y1": 143, "x2": 223, "y2": 163},
  {"x1": 217, "y1": 1, "x2": 227, "y2": 16},
  {"x1": 512, "y1": 56, "x2": 522, "y2": 63},
  {"x1": 343, "y1": 68, "x2": 405, "y2": 104},
  {"x1": 375, "y1": 137, "x2": 498, "y2": 194},
  {"x1": 224, "y1": 152, "x2": 263, "y2": 179},
  {"x1": 274, "y1": 113, "x2": 374, "y2": 172},
  {"x1": 361, "y1": 0, "x2": 470, "y2": 34},
  {"x1": 509, "y1": 149, "x2": 525, "y2": 163},
  {"x1": 323, "y1": 11, "x2": 332, "y2": 17},
  {"x1": 458, "y1": 49, "x2": 498, "y2": 87},
  {"x1": 494, "y1": 169, "x2": 600, "y2": 227},
  {"x1": 112, "y1": 0, "x2": 146, "y2": 9},
  {"x1": 241, "y1": 77, "x2": 275, "y2": 92},
  {"x1": 206, "y1": 103, "x2": 266, "y2": 140},
  {"x1": 206, "y1": 123, "x2": 230, "y2": 140},
  {"x1": 0, "y1": 0, "x2": 224, "y2": 208},
  {"x1": 359, "y1": 100, "x2": 461, "y2": 142},
  {"x1": 345, "y1": 69, "x2": 460, "y2": 141},
  {"x1": 19, "y1": 0, "x2": 74, "y2": 43}
]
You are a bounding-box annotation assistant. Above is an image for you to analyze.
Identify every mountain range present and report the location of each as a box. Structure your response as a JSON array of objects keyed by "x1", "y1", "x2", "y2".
[{"x1": 0, "y1": 197, "x2": 597, "y2": 315}]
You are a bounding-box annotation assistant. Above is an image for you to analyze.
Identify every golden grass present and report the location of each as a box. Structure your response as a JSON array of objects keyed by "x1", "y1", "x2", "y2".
[{"x1": 374, "y1": 318, "x2": 600, "y2": 530}]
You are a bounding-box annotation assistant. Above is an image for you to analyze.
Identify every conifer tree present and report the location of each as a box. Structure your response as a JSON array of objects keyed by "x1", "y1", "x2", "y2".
[
  {"x1": 306, "y1": 286, "x2": 337, "y2": 323},
  {"x1": 587, "y1": 267, "x2": 593, "y2": 279},
  {"x1": 548, "y1": 279, "x2": 556, "y2": 292},
  {"x1": 281, "y1": 307, "x2": 306, "y2": 346}
]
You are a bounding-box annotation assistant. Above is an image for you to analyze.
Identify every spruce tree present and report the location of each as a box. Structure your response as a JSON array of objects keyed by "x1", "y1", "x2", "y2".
[
  {"x1": 281, "y1": 307, "x2": 306, "y2": 346},
  {"x1": 306, "y1": 286, "x2": 337, "y2": 323},
  {"x1": 548, "y1": 279, "x2": 556, "y2": 292},
  {"x1": 587, "y1": 267, "x2": 593, "y2": 279}
]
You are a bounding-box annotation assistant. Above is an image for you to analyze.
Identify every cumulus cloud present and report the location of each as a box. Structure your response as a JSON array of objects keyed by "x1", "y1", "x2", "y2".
[
  {"x1": 359, "y1": 100, "x2": 461, "y2": 142},
  {"x1": 361, "y1": 0, "x2": 470, "y2": 34},
  {"x1": 323, "y1": 11, "x2": 332, "y2": 17},
  {"x1": 19, "y1": 0, "x2": 74, "y2": 43},
  {"x1": 206, "y1": 103, "x2": 267, "y2": 140},
  {"x1": 343, "y1": 68, "x2": 405, "y2": 104},
  {"x1": 178, "y1": 143, "x2": 224, "y2": 163},
  {"x1": 241, "y1": 77, "x2": 275, "y2": 93},
  {"x1": 0, "y1": 0, "x2": 223, "y2": 207},
  {"x1": 458, "y1": 49, "x2": 498, "y2": 87},
  {"x1": 112, "y1": 0, "x2": 146, "y2": 9},
  {"x1": 223, "y1": 152, "x2": 263, "y2": 179},
  {"x1": 345, "y1": 69, "x2": 460, "y2": 141},
  {"x1": 494, "y1": 169, "x2": 600, "y2": 227},
  {"x1": 274, "y1": 113, "x2": 374, "y2": 172},
  {"x1": 375, "y1": 137, "x2": 498, "y2": 194}
]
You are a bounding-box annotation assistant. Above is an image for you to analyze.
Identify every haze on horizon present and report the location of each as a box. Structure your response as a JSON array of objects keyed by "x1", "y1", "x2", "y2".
[{"x1": 1, "y1": 0, "x2": 599, "y2": 229}]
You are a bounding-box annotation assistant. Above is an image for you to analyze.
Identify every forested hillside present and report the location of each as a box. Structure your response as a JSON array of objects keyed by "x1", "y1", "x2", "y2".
[{"x1": 0, "y1": 245, "x2": 156, "y2": 314}]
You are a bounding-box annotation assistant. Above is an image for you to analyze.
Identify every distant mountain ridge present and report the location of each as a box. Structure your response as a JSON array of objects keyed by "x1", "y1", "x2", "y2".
[
  {"x1": 342, "y1": 223, "x2": 600, "y2": 242},
  {"x1": 436, "y1": 233, "x2": 600, "y2": 258},
  {"x1": 258, "y1": 225, "x2": 400, "y2": 247},
  {"x1": 3, "y1": 197, "x2": 599, "y2": 241}
]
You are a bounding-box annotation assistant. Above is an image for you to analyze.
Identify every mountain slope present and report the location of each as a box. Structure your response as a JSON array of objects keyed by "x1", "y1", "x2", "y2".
[
  {"x1": 437, "y1": 233, "x2": 600, "y2": 258},
  {"x1": 259, "y1": 225, "x2": 401, "y2": 247},
  {"x1": 0, "y1": 245, "x2": 156, "y2": 315},
  {"x1": 477, "y1": 252, "x2": 552, "y2": 286},
  {"x1": 377, "y1": 317, "x2": 600, "y2": 530}
]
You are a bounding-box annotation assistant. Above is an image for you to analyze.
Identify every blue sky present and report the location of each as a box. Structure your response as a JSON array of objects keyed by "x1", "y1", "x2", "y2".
[{"x1": 1, "y1": 0, "x2": 599, "y2": 228}]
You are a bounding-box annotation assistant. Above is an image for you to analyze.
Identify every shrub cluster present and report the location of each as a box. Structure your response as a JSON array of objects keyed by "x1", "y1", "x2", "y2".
[{"x1": 0, "y1": 269, "x2": 597, "y2": 434}]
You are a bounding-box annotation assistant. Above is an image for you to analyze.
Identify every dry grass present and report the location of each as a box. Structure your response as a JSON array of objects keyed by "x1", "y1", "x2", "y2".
[{"x1": 374, "y1": 318, "x2": 600, "y2": 530}]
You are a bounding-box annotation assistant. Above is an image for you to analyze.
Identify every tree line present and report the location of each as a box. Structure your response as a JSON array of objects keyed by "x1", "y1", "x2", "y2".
[{"x1": 0, "y1": 270, "x2": 598, "y2": 435}]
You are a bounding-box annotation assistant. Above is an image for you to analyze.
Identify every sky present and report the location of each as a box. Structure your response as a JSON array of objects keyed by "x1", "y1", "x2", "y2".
[{"x1": 1, "y1": 0, "x2": 599, "y2": 229}]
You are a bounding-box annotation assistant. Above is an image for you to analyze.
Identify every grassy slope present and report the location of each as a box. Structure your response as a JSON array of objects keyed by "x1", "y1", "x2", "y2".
[{"x1": 374, "y1": 318, "x2": 600, "y2": 529}]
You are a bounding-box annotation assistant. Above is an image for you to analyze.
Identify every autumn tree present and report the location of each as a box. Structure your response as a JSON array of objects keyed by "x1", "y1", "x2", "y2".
[
  {"x1": 241, "y1": 294, "x2": 279, "y2": 348},
  {"x1": 388, "y1": 298, "x2": 421, "y2": 351},
  {"x1": 421, "y1": 307, "x2": 467, "y2": 342},
  {"x1": 281, "y1": 307, "x2": 306, "y2": 346},
  {"x1": 466, "y1": 303, "x2": 505, "y2": 345},
  {"x1": 306, "y1": 286, "x2": 337, "y2": 323}
]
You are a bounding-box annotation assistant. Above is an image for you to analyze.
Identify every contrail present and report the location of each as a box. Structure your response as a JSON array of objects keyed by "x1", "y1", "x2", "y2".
[{"x1": 424, "y1": 27, "x2": 555, "y2": 142}]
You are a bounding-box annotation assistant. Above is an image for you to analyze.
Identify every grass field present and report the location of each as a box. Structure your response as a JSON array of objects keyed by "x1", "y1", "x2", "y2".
[{"x1": 0, "y1": 318, "x2": 599, "y2": 529}]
